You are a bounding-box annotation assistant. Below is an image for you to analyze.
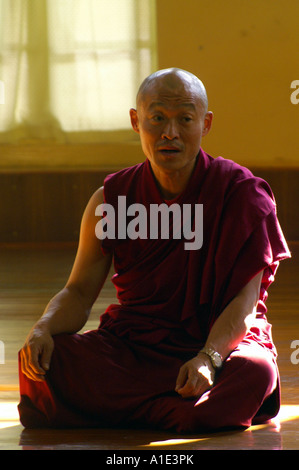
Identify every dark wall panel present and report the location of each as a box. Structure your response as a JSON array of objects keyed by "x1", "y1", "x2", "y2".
[{"x1": 0, "y1": 168, "x2": 297, "y2": 243}]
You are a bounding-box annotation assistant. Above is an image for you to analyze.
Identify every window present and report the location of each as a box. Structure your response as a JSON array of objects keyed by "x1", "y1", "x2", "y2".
[{"x1": 0, "y1": 0, "x2": 157, "y2": 143}]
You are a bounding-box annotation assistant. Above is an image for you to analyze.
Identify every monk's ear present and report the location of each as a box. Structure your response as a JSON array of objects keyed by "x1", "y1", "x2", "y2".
[
  {"x1": 202, "y1": 111, "x2": 213, "y2": 137},
  {"x1": 130, "y1": 108, "x2": 139, "y2": 133}
]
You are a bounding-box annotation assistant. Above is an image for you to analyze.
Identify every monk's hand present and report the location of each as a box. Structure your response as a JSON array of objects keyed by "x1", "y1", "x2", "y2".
[
  {"x1": 20, "y1": 324, "x2": 54, "y2": 382},
  {"x1": 175, "y1": 353, "x2": 215, "y2": 399}
]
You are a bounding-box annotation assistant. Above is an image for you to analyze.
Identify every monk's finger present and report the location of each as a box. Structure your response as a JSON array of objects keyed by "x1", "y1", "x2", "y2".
[
  {"x1": 175, "y1": 364, "x2": 188, "y2": 393},
  {"x1": 39, "y1": 337, "x2": 54, "y2": 372},
  {"x1": 176, "y1": 369, "x2": 200, "y2": 397},
  {"x1": 20, "y1": 345, "x2": 46, "y2": 381},
  {"x1": 20, "y1": 347, "x2": 38, "y2": 381}
]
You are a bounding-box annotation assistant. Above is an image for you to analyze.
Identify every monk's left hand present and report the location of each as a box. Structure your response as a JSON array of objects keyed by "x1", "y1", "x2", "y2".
[{"x1": 175, "y1": 353, "x2": 215, "y2": 399}]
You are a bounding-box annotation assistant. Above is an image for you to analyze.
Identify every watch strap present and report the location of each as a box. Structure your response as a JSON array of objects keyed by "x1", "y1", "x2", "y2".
[{"x1": 199, "y1": 347, "x2": 223, "y2": 369}]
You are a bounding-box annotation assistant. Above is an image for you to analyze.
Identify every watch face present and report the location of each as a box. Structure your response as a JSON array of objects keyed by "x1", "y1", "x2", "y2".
[
  {"x1": 200, "y1": 348, "x2": 222, "y2": 368},
  {"x1": 213, "y1": 353, "x2": 222, "y2": 368}
]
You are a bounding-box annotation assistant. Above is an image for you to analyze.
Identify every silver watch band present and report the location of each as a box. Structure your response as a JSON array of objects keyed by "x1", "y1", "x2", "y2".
[{"x1": 199, "y1": 347, "x2": 223, "y2": 369}]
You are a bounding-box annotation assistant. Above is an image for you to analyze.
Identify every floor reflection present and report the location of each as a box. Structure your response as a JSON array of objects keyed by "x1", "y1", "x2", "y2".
[
  {"x1": 1, "y1": 243, "x2": 298, "y2": 450},
  {"x1": 15, "y1": 405, "x2": 299, "y2": 450},
  {"x1": 1, "y1": 402, "x2": 299, "y2": 450}
]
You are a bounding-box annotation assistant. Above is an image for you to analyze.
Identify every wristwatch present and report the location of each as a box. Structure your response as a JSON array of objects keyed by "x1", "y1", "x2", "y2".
[{"x1": 199, "y1": 347, "x2": 223, "y2": 369}]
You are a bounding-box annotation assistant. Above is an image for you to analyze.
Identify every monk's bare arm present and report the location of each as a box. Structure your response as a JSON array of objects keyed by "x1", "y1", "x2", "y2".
[
  {"x1": 176, "y1": 271, "x2": 263, "y2": 398},
  {"x1": 20, "y1": 187, "x2": 112, "y2": 381},
  {"x1": 37, "y1": 187, "x2": 111, "y2": 335},
  {"x1": 202, "y1": 270, "x2": 263, "y2": 360}
]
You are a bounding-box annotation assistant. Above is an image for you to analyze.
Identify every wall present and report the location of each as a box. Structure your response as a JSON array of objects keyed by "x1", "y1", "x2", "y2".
[
  {"x1": 156, "y1": 0, "x2": 299, "y2": 168},
  {"x1": 1, "y1": 1, "x2": 298, "y2": 244},
  {"x1": 0, "y1": 142, "x2": 146, "y2": 244},
  {"x1": 1, "y1": 0, "x2": 298, "y2": 171},
  {"x1": 0, "y1": 167, "x2": 298, "y2": 244}
]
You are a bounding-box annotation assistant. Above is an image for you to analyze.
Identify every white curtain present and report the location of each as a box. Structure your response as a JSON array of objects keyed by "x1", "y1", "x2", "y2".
[{"x1": 0, "y1": 0, "x2": 157, "y2": 143}]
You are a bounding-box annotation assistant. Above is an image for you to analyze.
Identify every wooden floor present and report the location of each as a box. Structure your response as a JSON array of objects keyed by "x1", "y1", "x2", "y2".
[{"x1": 0, "y1": 242, "x2": 299, "y2": 451}]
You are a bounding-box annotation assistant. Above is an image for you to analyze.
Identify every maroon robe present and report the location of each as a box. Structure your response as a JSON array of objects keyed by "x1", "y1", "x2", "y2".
[{"x1": 18, "y1": 149, "x2": 291, "y2": 432}]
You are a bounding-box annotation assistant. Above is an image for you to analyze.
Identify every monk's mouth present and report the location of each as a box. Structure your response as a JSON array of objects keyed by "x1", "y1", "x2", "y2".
[{"x1": 159, "y1": 148, "x2": 181, "y2": 155}]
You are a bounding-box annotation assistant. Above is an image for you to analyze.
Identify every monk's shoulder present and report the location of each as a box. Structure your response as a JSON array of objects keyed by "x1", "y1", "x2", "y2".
[
  {"x1": 210, "y1": 155, "x2": 275, "y2": 211},
  {"x1": 102, "y1": 161, "x2": 146, "y2": 204},
  {"x1": 104, "y1": 162, "x2": 145, "y2": 187},
  {"x1": 211, "y1": 156, "x2": 254, "y2": 183}
]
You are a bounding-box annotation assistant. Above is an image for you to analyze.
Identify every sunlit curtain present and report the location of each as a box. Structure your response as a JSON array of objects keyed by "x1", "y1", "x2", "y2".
[{"x1": 0, "y1": 0, "x2": 157, "y2": 143}]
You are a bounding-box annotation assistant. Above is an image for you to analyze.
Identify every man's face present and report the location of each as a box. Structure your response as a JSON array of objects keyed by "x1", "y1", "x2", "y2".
[{"x1": 130, "y1": 74, "x2": 212, "y2": 174}]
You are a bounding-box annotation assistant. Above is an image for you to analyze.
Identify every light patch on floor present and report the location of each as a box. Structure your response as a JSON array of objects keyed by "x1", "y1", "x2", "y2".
[
  {"x1": 0, "y1": 401, "x2": 20, "y2": 429},
  {"x1": 143, "y1": 405, "x2": 299, "y2": 447}
]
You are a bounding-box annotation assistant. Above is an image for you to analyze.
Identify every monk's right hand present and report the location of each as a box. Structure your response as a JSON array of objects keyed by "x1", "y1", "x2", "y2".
[{"x1": 20, "y1": 325, "x2": 54, "y2": 382}]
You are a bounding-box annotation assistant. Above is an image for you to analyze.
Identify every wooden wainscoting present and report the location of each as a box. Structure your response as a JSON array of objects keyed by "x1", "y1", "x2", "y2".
[
  {"x1": 0, "y1": 170, "x2": 111, "y2": 243},
  {"x1": 0, "y1": 167, "x2": 298, "y2": 244}
]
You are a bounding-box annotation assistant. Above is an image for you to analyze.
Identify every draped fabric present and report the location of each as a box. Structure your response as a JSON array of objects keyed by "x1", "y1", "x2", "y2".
[
  {"x1": 0, "y1": 0, "x2": 157, "y2": 143},
  {"x1": 100, "y1": 149, "x2": 290, "y2": 349},
  {"x1": 18, "y1": 150, "x2": 291, "y2": 431}
]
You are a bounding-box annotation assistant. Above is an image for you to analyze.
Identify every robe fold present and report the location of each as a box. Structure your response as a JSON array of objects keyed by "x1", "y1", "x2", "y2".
[{"x1": 18, "y1": 149, "x2": 291, "y2": 432}]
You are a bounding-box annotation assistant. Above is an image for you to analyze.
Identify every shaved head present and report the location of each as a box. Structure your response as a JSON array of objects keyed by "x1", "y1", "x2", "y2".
[
  {"x1": 136, "y1": 68, "x2": 208, "y2": 113},
  {"x1": 130, "y1": 66, "x2": 213, "y2": 190}
]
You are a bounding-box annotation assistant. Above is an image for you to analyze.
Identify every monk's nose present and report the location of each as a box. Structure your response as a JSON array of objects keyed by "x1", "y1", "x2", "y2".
[{"x1": 161, "y1": 120, "x2": 179, "y2": 140}]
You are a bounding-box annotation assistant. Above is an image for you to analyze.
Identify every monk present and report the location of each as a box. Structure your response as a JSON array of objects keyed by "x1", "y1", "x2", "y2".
[{"x1": 18, "y1": 68, "x2": 291, "y2": 433}]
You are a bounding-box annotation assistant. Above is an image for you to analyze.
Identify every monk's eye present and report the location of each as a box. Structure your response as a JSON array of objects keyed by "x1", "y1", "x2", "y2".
[
  {"x1": 182, "y1": 116, "x2": 193, "y2": 123},
  {"x1": 151, "y1": 115, "x2": 164, "y2": 123}
]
